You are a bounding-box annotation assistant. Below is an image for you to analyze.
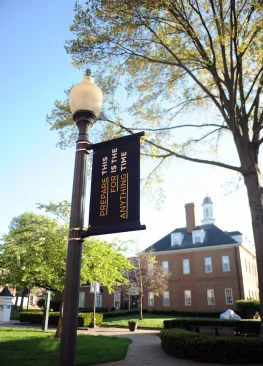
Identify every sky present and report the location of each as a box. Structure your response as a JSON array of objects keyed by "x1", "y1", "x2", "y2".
[{"x1": 0, "y1": 0, "x2": 256, "y2": 255}]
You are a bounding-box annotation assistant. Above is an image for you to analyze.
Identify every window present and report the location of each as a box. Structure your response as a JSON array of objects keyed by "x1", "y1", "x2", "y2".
[
  {"x1": 192, "y1": 229, "x2": 205, "y2": 244},
  {"x1": 163, "y1": 291, "x2": 170, "y2": 306},
  {"x1": 96, "y1": 293, "x2": 102, "y2": 307},
  {"x1": 184, "y1": 290, "x2": 191, "y2": 306},
  {"x1": 148, "y1": 262, "x2": 154, "y2": 276},
  {"x1": 248, "y1": 261, "x2": 251, "y2": 274},
  {"x1": 114, "y1": 290, "x2": 121, "y2": 309},
  {"x1": 205, "y1": 257, "x2": 212, "y2": 273},
  {"x1": 222, "y1": 256, "x2": 230, "y2": 272},
  {"x1": 207, "y1": 289, "x2": 215, "y2": 305},
  {"x1": 162, "y1": 261, "x2": 169, "y2": 275},
  {"x1": 29, "y1": 295, "x2": 34, "y2": 306},
  {"x1": 225, "y1": 288, "x2": 233, "y2": 305},
  {"x1": 148, "y1": 292, "x2": 154, "y2": 306},
  {"x1": 79, "y1": 292, "x2": 85, "y2": 308},
  {"x1": 206, "y1": 208, "x2": 209, "y2": 217},
  {"x1": 171, "y1": 232, "x2": 184, "y2": 246},
  {"x1": 245, "y1": 258, "x2": 247, "y2": 272},
  {"x1": 183, "y1": 259, "x2": 190, "y2": 274}
]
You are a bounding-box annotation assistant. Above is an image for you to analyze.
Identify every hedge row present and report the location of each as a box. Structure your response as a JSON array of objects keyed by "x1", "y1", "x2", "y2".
[
  {"x1": 236, "y1": 300, "x2": 260, "y2": 318},
  {"x1": 20, "y1": 312, "x2": 103, "y2": 327},
  {"x1": 144, "y1": 309, "x2": 222, "y2": 318},
  {"x1": 79, "y1": 308, "x2": 140, "y2": 318},
  {"x1": 160, "y1": 329, "x2": 263, "y2": 364},
  {"x1": 163, "y1": 318, "x2": 260, "y2": 335}
]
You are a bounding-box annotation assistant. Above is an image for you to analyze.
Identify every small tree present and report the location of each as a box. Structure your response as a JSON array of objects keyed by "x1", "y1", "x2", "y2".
[{"x1": 125, "y1": 252, "x2": 168, "y2": 320}]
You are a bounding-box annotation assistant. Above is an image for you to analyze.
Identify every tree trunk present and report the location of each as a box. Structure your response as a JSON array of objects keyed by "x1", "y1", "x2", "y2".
[
  {"x1": 242, "y1": 164, "x2": 263, "y2": 336},
  {"x1": 19, "y1": 295, "x2": 24, "y2": 312},
  {"x1": 55, "y1": 293, "x2": 64, "y2": 338},
  {"x1": 139, "y1": 293, "x2": 143, "y2": 320},
  {"x1": 14, "y1": 295, "x2": 19, "y2": 310},
  {"x1": 27, "y1": 289, "x2": 30, "y2": 311}
]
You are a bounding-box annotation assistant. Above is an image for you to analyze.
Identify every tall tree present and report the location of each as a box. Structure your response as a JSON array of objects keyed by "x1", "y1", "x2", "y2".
[
  {"x1": 0, "y1": 206, "x2": 132, "y2": 336},
  {"x1": 124, "y1": 252, "x2": 168, "y2": 319},
  {"x1": 47, "y1": 1, "x2": 263, "y2": 333}
]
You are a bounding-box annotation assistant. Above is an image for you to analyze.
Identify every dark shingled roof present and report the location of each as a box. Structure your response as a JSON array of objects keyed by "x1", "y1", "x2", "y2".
[
  {"x1": 0, "y1": 287, "x2": 14, "y2": 297},
  {"x1": 146, "y1": 224, "x2": 238, "y2": 252}
]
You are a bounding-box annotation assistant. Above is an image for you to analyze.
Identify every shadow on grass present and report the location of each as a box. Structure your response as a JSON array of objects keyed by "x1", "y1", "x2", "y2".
[{"x1": 0, "y1": 328, "x2": 131, "y2": 366}]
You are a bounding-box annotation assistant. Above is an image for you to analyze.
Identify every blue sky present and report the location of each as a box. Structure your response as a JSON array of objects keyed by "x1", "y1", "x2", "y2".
[{"x1": 0, "y1": 0, "x2": 255, "y2": 253}]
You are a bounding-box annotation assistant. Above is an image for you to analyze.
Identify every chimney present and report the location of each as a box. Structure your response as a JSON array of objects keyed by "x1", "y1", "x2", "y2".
[{"x1": 185, "y1": 203, "x2": 196, "y2": 233}]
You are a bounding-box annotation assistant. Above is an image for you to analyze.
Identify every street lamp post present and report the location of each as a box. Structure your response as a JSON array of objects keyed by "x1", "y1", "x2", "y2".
[{"x1": 59, "y1": 70, "x2": 103, "y2": 366}]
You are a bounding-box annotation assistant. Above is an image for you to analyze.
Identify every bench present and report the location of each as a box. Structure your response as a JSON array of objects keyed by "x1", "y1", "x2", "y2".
[{"x1": 196, "y1": 326, "x2": 236, "y2": 336}]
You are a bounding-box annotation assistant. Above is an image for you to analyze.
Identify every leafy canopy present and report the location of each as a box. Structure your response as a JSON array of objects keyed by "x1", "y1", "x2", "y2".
[
  {"x1": 0, "y1": 205, "x2": 133, "y2": 293},
  {"x1": 48, "y1": 0, "x2": 263, "y2": 179}
]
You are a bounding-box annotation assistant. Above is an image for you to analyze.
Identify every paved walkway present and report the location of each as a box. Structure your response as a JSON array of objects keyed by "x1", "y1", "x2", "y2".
[
  {"x1": 86, "y1": 327, "x2": 195, "y2": 366},
  {"x1": 1, "y1": 322, "x2": 263, "y2": 366}
]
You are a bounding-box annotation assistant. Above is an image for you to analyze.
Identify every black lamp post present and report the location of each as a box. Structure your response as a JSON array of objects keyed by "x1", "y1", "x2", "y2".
[{"x1": 59, "y1": 70, "x2": 103, "y2": 366}]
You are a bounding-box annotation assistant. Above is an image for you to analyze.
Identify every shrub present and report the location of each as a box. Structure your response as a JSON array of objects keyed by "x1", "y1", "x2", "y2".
[
  {"x1": 37, "y1": 298, "x2": 61, "y2": 312},
  {"x1": 79, "y1": 307, "x2": 110, "y2": 313},
  {"x1": 19, "y1": 311, "x2": 103, "y2": 327},
  {"x1": 236, "y1": 300, "x2": 260, "y2": 319},
  {"x1": 144, "y1": 309, "x2": 221, "y2": 318},
  {"x1": 160, "y1": 329, "x2": 263, "y2": 364},
  {"x1": 163, "y1": 318, "x2": 260, "y2": 335}
]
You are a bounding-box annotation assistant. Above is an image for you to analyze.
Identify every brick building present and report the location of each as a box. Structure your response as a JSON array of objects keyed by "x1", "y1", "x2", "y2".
[
  {"x1": 79, "y1": 196, "x2": 258, "y2": 313},
  {"x1": 143, "y1": 196, "x2": 259, "y2": 312}
]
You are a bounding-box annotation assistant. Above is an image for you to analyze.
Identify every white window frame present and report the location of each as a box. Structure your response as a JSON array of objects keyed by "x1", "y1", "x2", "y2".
[
  {"x1": 162, "y1": 261, "x2": 169, "y2": 275},
  {"x1": 148, "y1": 292, "x2": 154, "y2": 306},
  {"x1": 114, "y1": 290, "x2": 121, "y2": 309},
  {"x1": 207, "y1": 289, "x2": 215, "y2": 305},
  {"x1": 183, "y1": 259, "x2": 190, "y2": 274},
  {"x1": 222, "y1": 256, "x2": 230, "y2": 272},
  {"x1": 184, "y1": 290, "x2": 191, "y2": 306},
  {"x1": 96, "y1": 293, "x2": 102, "y2": 307},
  {"x1": 148, "y1": 262, "x2": 154, "y2": 276},
  {"x1": 171, "y1": 232, "x2": 184, "y2": 246},
  {"x1": 225, "y1": 288, "x2": 233, "y2": 305},
  {"x1": 205, "y1": 257, "x2": 212, "y2": 273},
  {"x1": 163, "y1": 291, "x2": 170, "y2": 306},
  {"x1": 79, "y1": 292, "x2": 85, "y2": 308}
]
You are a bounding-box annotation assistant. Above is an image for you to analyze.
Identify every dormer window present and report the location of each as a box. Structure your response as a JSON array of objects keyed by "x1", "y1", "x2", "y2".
[
  {"x1": 171, "y1": 232, "x2": 184, "y2": 246},
  {"x1": 192, "y1": 229, "x2": 205, "y2": 244}
]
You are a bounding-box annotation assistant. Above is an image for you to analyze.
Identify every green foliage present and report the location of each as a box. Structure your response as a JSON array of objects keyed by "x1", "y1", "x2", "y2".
[
  {"x1": 0, "y1": 203, "x2": 133, "y2": 296},
  {"x1": 160, "y1": 329, "x2": 263, "y2": 364},
  {"x1": 81, "y1": 238, "x2": 133, "y2": 293},
  {"x1": 0, "y1": 212, "x2": 67, "y2": 291},
  {"x1": 36, "y1": 298, "x2": 61, "y2": 312},
  {"x1": 236, "y1": 300, "x2": 261, "y2": 319},
  {"x1": 19, "y1": 311, "x2": 103, "y2": 327},
  {"x1": 0, "y1": 328, "x2": 131, "y2": 366},
  {"x1": 48, "y1": 0, "x2": 263, "y2": 175},
  {"x1": 163, "y1": 318, "x2": 261, "y2": 335}
]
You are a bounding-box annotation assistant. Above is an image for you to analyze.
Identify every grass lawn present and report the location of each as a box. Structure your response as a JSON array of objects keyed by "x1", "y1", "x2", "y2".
[
  {"x1": 0, "y1": 328, "x2": 131, "y2": 366},
  {"x1": 102, "y1": 313, "x2": 217, "y2": 329},
  {"x1": 102, "y1": 313, "x2": 178, "y2": 329}
]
